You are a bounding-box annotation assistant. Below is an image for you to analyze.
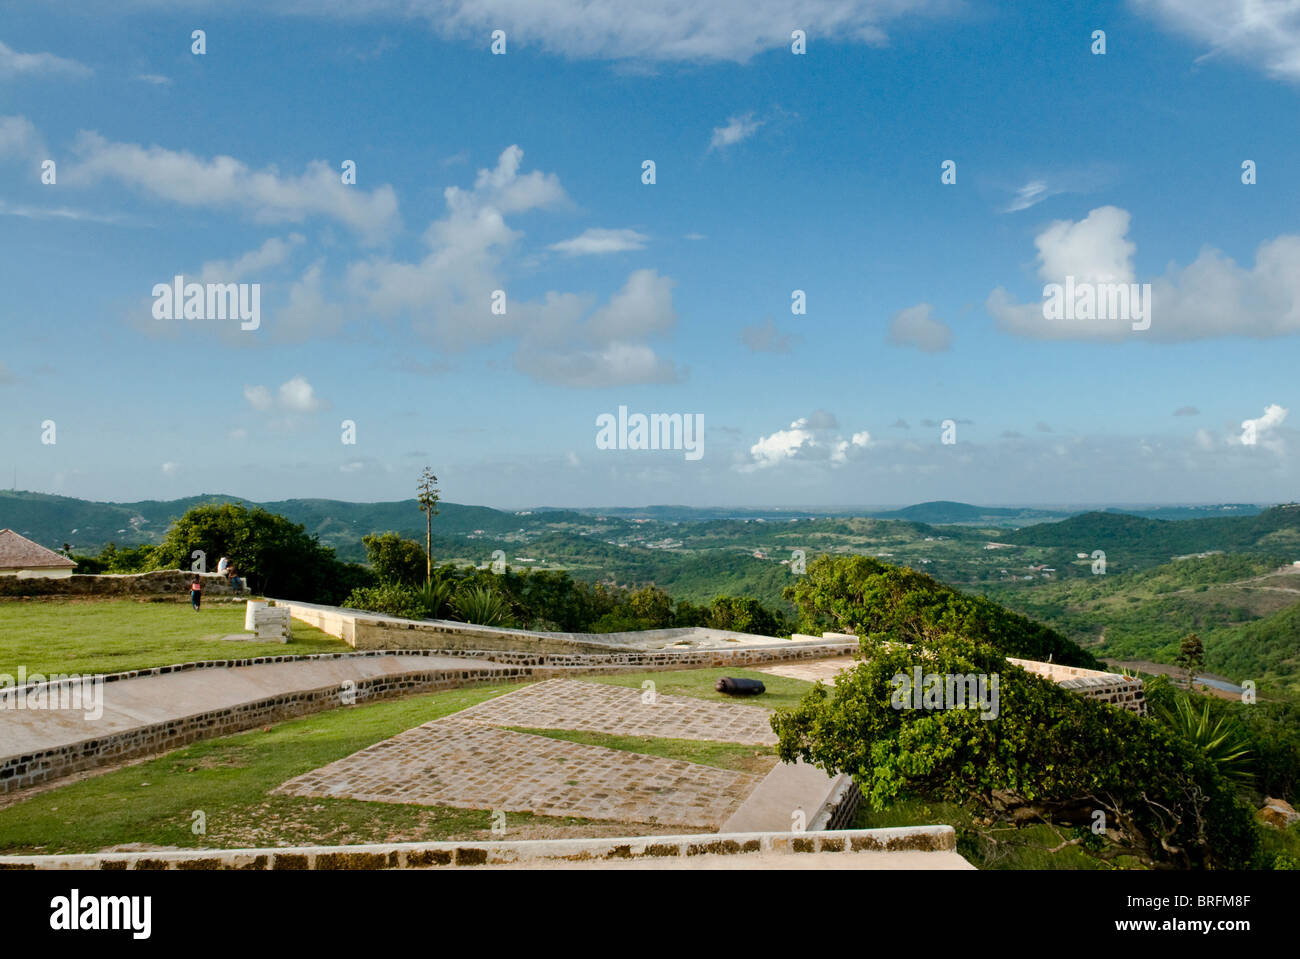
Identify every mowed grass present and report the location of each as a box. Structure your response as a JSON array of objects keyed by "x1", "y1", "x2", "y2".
[
  {"x1": 505, "y1": 727, "x2": 778, "y2": 776},
  {"x1": 584, "y1": 667, "x2": 813, "y2": 712},
  {"x1": 0, "y1": 682, "x2": 596, "y2": 855},
  {"x1": 0, "y1": 598, "x2": 351, "y2": 675}
]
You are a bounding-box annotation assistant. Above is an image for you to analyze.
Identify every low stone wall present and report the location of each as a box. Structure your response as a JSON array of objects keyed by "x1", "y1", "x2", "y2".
[
  {"x1": 0, "y1": 569, "x2": 248, "y2": 599},
  {"x1": 279, "y1": 599, "x2": 835, "y2": 655},
  {"x1": 0, "y1": 825, "x2": 957, "y2": 870},
  {"x1": 814, "y1": 776, "x2": 866, "y2": 831},
  {"x1": 0, "y1": 663, "x2": 538, "y2": 795},
  {"x1": 1008, "y1": 657, "x2": 1145, "y2": 714},
  {"x1": 0, "y1": 642, "x2": 856, "y2": 796}
]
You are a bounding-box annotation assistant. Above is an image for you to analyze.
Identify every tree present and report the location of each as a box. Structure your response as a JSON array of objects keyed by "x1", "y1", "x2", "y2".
[
  {"x1": 783, "y1": 554, "x2": 1100, "y2": 667},
  {"x1": 771, "y1": 631, "x2": 1258, "y2": 869},
  {"x1": 417, "y1": 467, "x2": 440, "y2": 586},
  {"x1": 154, "y1": 501, "x2": 371, "y2": 603},
  {"x1": 1175, "y1": 633, "x2": 1205, "y2": 690},
  {"x1": 362, "y1": 532, "x2": 426, "y2": 588}
]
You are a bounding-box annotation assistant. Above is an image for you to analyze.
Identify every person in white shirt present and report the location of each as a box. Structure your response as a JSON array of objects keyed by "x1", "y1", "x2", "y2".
[{"x1": 217, "y1": 556, "x2": 230, "y2": 579}]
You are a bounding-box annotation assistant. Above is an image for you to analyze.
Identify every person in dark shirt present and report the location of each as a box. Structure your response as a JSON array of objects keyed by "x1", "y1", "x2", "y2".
[{"x1": 190, "y1": 576, "x2": 203, "y2": 611}]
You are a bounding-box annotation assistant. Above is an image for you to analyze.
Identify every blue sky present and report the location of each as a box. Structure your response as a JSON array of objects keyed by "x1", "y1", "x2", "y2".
[{"x1": 1, "y1": 0, "x2": 1298, "y2": 509}]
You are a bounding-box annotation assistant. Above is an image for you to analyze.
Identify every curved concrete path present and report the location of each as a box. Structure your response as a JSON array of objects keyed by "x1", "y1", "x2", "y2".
[{"x1": 0, "y1": 654, "x2": 514, "y2": 757}]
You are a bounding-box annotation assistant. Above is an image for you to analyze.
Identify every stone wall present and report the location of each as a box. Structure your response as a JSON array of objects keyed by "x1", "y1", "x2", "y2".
[
  {"x1": 0, "y1": 825, "x2": 958, "y2": 870},
  {"x1": 0, "y1": 642, "x2": 857, "y2": 796},
  {"x1": 1008, "y1": 656, "x2": 1145, "y2": 714},
  {"x1": 0, "y1": 569, "x2": 248, "y2": 599}
]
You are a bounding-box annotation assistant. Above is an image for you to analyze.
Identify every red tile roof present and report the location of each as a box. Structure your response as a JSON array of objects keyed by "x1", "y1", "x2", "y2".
[{"x1": 0, "y1": 529, "x2": 78, "y2": 569}]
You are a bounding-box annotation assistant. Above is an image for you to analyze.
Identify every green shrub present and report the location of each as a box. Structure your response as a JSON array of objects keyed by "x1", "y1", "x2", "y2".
[{"x1": 771, "y1": 632, "x2": 1258, "y2": 869}]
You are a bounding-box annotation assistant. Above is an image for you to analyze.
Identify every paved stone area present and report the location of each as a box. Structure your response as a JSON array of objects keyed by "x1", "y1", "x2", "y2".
[
  {"x1": 273, "y1": 718, "x2": 758, "y2": 828},
  {"x1": 452, "y1": 678, "x2": 777, "y2": 745},
  {"x1": 755, "y1": 656, "x2": 857, "y2": 683}
]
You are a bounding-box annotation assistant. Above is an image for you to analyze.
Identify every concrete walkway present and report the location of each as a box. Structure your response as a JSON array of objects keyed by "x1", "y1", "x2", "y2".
[{"x1": 0, "y1": 654, "x2": 517, "y2": 757}]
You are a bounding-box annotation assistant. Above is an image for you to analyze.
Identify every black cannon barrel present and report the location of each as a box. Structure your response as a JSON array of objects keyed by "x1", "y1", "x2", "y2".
[{"x1": 714, "y1": 676, "x2": 766, "y2": 695}]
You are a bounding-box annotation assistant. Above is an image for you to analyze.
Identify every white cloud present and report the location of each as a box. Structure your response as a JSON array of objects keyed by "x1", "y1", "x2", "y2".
[
  {"x1": 160, "y1": 461, "x2": 180, "y2": 476},
  {"x1": 199, "y1": 234, "x2": 304, "y2": 283},
  {"x1": 0, "y1": 115, "x2": 44, "y2": 160},
  {"x1": 1241, "y1": 403, "x2": 1288, "y2": 450},
  {"x1": 989, "y1": 206, "x2": 1300, "y2": 340},
  {"x1": 278, "y1": 375, "x2": 325, "y2": 412},
  {"x1": 586, "y1": 269, "x2": 677, "y2": 342},
  {"x1": 887, "y1": 302, "x2": 952, "y2": 352},
  {"x1": 243, "y1": 385, "x2": 273, "y2": 410},
  {"x1": 135, "y1": 73, "x2": 172, "y2": 85},
  {"x1": 275, "y1": 260, "x2": 347, "y2": 340},
  {"x1": 548, "y1": 227, "x2": 648, "y2": 256},
  {"x1": 65, "y1": 131, "x2": 400, "y2": 241},
  {"x1": 1004, "y1": 179, "x2": 1050, "y2": 213},
  {"x1": 0, "y1": 40, "x2": 90, "y2": 77},
  {"x1": 351, "y1": 147, "x2": 679, "y2": 386},
  {"x1": 431, "y1": 0, "x2": 948, "y2": 62},
  {"x1": 1035, "y1": 205, "x2": 1136, "y2": 285},
  {"x1": 1134, "y1": 0, "x2": 1300, "y2": 82},
  {"x1": 709, "y1": 112, "x2": 763, "y2": 151},
  {"x1": 742, "y1": 413, "x2": 869, "y2": 470},
  {"x1": 517, "y1": 340, "x2": 679, "y2": 389}
]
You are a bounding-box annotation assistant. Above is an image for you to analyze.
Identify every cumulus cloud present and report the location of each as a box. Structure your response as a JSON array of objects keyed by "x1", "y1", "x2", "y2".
[
  {"x1": 988, "y1": 206, "x2": 1300, "y2": 341},
  {"x1": 1240, "y1": 403, "x2": 1288, "y2": 450},
  {"x1": 742, "y1": 412, "x2": 869, "y2": 471},
  {"x1": 243, "y1": 376, "x2": 327, "y2": 414},
  {"x1": 351, "y1": 146, "x2": 680, "y2": 386},
  {"x1": 709, "y1": 112, "x2": 763, "y2": 151},
  {"x1": 64, "y1": 131, "x2": 400, "y2": 241},
  {"x1": 1133, "y1": 0, "x2": 1300, "y2": 82},
  {"x1": 887, "y1": 302, "x2": 952, "y2": 352},
  {"x1": 0, "y1": 40, "x2": 90, "y2": 77},
  {"x1": 548, "y1": 227, "x2": 647, "y2": 255}
]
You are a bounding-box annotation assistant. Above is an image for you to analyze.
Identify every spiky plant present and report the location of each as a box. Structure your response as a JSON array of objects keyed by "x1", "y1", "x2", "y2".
[
  {"x1": 417, "y1": 578, "x2": 454, "y2": 619},
  {"x1": 1157, "y1": 695, "x2": 1255, "y2": 787},
  {"x1": 452, "y1": 585, "x2": 511, "y2": 627}
]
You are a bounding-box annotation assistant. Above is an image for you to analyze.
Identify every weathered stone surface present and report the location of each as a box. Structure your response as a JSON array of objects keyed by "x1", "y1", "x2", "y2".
[
  {"x1": 1258, "y1": 797, "x2": 1300, "y2": 828},
  {"x1": 273, "y1": 717, "x2": 758, "y2": 829}
]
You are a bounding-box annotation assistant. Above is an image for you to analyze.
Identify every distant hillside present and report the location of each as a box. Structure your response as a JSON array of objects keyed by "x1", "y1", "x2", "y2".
[{"x1": 1004, "y1": 505, "x2": 1300, "y2": 567}]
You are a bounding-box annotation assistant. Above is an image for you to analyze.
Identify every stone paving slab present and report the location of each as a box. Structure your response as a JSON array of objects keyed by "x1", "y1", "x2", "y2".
[
  {"x1": 273, "y1": 718, "x2": 758, "y2": 828},
  {"x1": 452, "y1": 678, "x2": 777, "y2": 745},
  {"x1": 754, "y1": 656, "x2": 857, "y2": 683}
]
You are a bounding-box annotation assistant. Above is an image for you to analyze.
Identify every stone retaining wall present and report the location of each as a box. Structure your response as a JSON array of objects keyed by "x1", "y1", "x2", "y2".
[
  {"x1": 1008, "y1": 656, "x2": 1145, "y2": 714},
  {"x1": 0, "y1": 825, "x2": 957, "y2": 870},
  {"x1": 0, "y1": 569, "x2": 248, "y2": 599},
  {"x1": 0, "y1": 642, "x2": 856, "y2": 796}
]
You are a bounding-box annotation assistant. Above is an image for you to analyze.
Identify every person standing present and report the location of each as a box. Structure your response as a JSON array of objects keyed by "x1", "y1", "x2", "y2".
[
  {"x1": 217, "y1": 555, "x2": 230, "y2": 579},
  {"x1": 190, "y1": 575, "x2": 203, "y2": 611}
]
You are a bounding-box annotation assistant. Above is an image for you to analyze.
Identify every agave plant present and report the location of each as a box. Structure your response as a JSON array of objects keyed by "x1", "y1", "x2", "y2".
[
  {"x1": 452, "y1": 585, "x2": 511, "y2": 627},
  {"x1": 417, "y1": 578, "x2": 454, "y2": 619},
  {"x1": 1158, "y1": 695, "x2": 1255, "y2": 787}
]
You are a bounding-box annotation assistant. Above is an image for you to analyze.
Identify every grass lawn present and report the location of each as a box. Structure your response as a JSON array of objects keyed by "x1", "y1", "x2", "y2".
[
  {"x1": 585, "y1": 667, "x2": 813, "y2": 711},
  {"x1": 505, "y1": 727, "x2": 778, "y2": 776},
  {"x1": 853, "y1": 798, "x2": 1147, "y2": 870},
  {"x1": 0, "y1": 598, "x2": 351, "y2": 675},
  {"x1": 0, "y1": 682, "x2": 614, "y2": 855}
]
